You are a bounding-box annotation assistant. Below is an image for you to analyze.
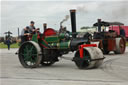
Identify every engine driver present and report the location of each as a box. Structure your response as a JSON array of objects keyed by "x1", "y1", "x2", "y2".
[
  {"x1": 21, "y1": 26, "x2": 30, "y2": 44},
  {"x1": 28, "y1": 21, "x2": 36, "y2": 34}
]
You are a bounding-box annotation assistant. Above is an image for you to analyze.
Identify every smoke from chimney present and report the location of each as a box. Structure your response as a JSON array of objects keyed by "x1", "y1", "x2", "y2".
[
  {"x1": 60, "y1": 15, "x2": 69, "y2": 26},
  {"x1": 101, "y1": 2, "x2": 128, "y2": 20},
  {"x1": 75, "y1": 1, "x2": 128, "y2": 23},
  {"x1": 77, "y1": 5, "x2": 89, "y2": 13}
]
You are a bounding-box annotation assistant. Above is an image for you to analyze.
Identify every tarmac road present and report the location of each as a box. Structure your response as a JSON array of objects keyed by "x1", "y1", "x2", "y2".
[{"x1": 0, "y1": 47, "x2": 128, "y2": 85}]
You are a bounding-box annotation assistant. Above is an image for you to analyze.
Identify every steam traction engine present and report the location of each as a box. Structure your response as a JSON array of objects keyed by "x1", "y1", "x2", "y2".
[
  {"x1": 93, "y1": 19, "x2": 126, "y2": 54},
  {"x1": 17, "y1": 10, "x2": 104, "y2": 69}
]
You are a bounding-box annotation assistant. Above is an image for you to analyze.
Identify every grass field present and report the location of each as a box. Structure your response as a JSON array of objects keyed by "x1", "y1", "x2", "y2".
[
  {"x1": 0, "y1": 42, "x2": 19, "y2": 48},
  {"x1": 0, "y1": 42, "x2": 128, "y2": 48},
  {"x1": 126, "y1": 42, "x2": 128, "y2": 46}
]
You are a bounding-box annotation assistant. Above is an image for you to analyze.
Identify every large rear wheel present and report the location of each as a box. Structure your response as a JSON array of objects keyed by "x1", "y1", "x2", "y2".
[
  {"x1": 114, "y1": 37, "x2": 126, "y2": 54},
  {"x1": 18, "y1": 41, "x2": 42, "y2": 68}
]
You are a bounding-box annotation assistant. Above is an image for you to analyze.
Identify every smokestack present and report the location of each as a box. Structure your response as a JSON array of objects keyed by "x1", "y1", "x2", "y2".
[
  {"x1": 70, "y1": 9, "x2": 77, "y2": 38},
  {"x1": 18, "y1": 28, "x2": 19, "y2": 38},
  {"x1": 98, "y1": 19, "x2": 101, "y2": 32},
  {"x1": 43, "y1": 23, "x2": 47, "y2": 31}
]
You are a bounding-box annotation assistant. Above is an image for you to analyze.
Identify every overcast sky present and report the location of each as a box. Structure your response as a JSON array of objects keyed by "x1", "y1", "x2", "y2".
[{"x1": 1, "y1": 0, "x2": 128, "y2": 36}]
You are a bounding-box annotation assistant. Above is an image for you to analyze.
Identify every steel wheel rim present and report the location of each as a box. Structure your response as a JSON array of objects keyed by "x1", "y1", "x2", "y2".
[
  {"x1": 119, "y1": 38, "x2": 125, "y2": 53},
  {"x1": 74, "y1": 50, "x2": 91, "y2": 69},
  {"x1": 19, "y1": 42, "x2": 38, "y2": 67}
]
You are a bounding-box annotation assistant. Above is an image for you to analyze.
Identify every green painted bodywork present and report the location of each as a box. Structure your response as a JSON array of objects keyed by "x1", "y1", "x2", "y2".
[
  {"x1": 58, "y1": 41, "x2": 70, "y2": 49},
  {"x1": 32, "y1": 34, "x2": 38, "y2": 43},
  {"x1": 31, "y1": 33, "x2": 71, "y2": 49},
  {"x1": 45, "y1": 36, "x2": 59, "y2": 43},
  {"x1": 59, "y1": 33, "x2": 65, "y2": 39},
  {"x1": 45, "y1": 33, "x2": 71, "y2": 49},
  {"x1": 44, "y1": 33, "x2": 68, "y2": 43},
  {"x1": 49, "y1": 41, "x2": 70, "y2": 49}
]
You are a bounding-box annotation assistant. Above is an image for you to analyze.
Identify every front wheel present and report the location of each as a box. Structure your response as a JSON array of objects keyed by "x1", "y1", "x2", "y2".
[
  {"x1": 73, "y1": 47, "x2": 104, "y2": 69},
  {"x1": 18, "y1": 41, "x2": 42, "y2": 68}
]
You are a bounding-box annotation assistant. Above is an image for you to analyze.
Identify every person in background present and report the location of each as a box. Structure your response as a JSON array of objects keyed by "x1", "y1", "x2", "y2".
[
  {"x1": 28, "y1": 21, "x2": 36, "y2": 33},
  {"x1": 59, "y1": 26, "x2": 67, "y2": 33},
  {"x1": 36, "y1": 28, "x2": 41, "y2": 34},
  {"x1": 21, "y1": 26, "x2": 30, "y2": 44},
  {"x1": 119, "y1": 26, "x2": 125, "y2": 37},
  {"x1": 6, "y1": 38, "x2": 11, "y2": 50}
]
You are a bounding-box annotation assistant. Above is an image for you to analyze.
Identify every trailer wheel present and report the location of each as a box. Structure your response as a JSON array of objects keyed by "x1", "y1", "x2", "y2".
[
  {"x1": 18, "y1": 41, "x2": 42, "y2": 68},
  {"x1": 114, "y1": 37, "x2": 126, "y2": 54},
  {"x1": 73, "y1": 47, "x2": 104, "y2": 69}
]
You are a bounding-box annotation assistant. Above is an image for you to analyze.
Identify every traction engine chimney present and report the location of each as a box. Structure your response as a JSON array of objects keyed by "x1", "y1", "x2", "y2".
[
  {"x1": 70, "y1": 9, "x2": 77, "y2": 38},
  {"x1": 43, "y1": 23, "x2": 47, "y2": 32}
]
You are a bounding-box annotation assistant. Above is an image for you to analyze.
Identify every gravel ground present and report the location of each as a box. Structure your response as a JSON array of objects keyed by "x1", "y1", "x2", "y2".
[{"x1": 0, "y1": 47, "x2": 128, "y2": 85}]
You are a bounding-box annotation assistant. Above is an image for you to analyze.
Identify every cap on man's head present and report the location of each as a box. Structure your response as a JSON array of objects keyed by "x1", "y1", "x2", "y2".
[{"x1": 30, "y1": 21, "x2": 35, "y2": 24}]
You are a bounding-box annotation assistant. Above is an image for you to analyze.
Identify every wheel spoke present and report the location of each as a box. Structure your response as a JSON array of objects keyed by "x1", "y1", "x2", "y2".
[
  {"x1": 24, "y1": 56, "x2": 31, "y2": 61},
  {"x1": 25, "y1": 45, "x2": 29, "y2": 52},
  {"x1": 29, "y1": 45, "x2": 34, "y2": 52},
  {"x1": 18, "y1": 41, "x2": 41, "y2": 68},
  {"x1": 23, "y1": 45, "x2": 37, "y2": 62},
  {"x1": 23, "y1": 44, "x2": 37, "y2": 62},
  {"x1": 31, "y1": 54, "x2": 37, "y2": 56}
]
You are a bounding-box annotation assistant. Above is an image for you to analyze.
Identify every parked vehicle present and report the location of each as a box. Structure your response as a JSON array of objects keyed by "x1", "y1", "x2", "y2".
[
  {"x1": 109, "y1": 26, "x2": 128, "y2": 40},
  {"x1": 93, "y1": 19, "x2": 126, "y2": 54}
]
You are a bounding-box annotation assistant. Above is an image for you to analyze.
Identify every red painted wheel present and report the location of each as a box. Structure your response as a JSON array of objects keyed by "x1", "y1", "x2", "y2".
[{"x1": 114, "y1": 37, "x2": 126, "y2": 54}]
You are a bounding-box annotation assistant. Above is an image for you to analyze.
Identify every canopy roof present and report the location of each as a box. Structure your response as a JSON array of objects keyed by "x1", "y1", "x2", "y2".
[{"x1": 93, "y1": 21, "x2": 124, "y2": 26}]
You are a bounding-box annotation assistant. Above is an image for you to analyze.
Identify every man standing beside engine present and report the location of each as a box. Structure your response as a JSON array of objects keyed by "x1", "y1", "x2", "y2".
[
  {"x1": 119, "y1": 26, "x2": 125, "y2": 37},
  {"x1": 20, "y1": 26, "x2": 30, "y2": 44}
]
